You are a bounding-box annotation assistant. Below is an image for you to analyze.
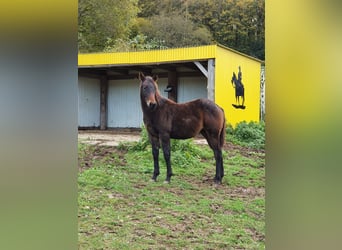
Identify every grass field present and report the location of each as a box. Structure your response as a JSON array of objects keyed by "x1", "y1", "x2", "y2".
[{"x1": 78, "y1": 130, "x2": 265, "y2": 249}]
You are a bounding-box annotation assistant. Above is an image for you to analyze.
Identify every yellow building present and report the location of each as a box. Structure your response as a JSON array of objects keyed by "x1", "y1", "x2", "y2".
[{"x1": 78, "y1": 44, "x2": 263, "y2": 129}]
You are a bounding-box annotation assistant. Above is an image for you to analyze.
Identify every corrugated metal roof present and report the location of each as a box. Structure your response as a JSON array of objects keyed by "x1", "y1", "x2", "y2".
[
  {"x1": 216, "y1": 44, "x2": 264, "y2": 63},
  {"x1": 78, "y1": 45, "x2": 217, "y2": 67}
]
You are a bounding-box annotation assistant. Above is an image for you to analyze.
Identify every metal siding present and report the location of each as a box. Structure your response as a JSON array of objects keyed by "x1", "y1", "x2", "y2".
[
  {"x1": 108, "y1": 79, "x2": 141, "y2": 128},
  {"x1": 78, "y1": 45, "x2": 217, "y2": 66},
  {"x1": 178, "y1": 77, "x2": 207, "y2": 103},
  {"x1": 78, "y1": 77, "x2": 100, "y2": 127},
  {"x1": 155, "y1": 78, "x2": 168, "y2": 99},
  {"x1": 107, "y1": 78, "x2": 168, "y2": 128}
]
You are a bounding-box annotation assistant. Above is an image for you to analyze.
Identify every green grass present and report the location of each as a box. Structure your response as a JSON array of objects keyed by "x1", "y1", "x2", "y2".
[{"x1": 78, "y1": 130, "x2": 265, "y2": 249}]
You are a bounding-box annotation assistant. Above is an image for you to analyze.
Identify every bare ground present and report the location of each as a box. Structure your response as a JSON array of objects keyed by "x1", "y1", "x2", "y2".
[{"x1": 78, "y1": 129, "x2": 209, "y2": 146}]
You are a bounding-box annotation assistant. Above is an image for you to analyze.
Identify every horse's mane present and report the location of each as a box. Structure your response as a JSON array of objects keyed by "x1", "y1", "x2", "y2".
[
  {"x1": 145, "y1": 76, "x2": 176, "y2": 105},
  {"x1": 148, "y1": 76, "x2": 161, "y2": 96}
]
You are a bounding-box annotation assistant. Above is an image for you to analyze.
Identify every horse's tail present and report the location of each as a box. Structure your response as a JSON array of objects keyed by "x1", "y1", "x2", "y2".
[{"x1": 219, "y1": 109, "x2": 226, "y2": 148}]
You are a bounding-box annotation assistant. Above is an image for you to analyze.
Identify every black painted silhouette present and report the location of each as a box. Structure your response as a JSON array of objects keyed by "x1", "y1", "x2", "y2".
[{"x1": 231, "y1": 66, "x2": 245, "y2": 109}]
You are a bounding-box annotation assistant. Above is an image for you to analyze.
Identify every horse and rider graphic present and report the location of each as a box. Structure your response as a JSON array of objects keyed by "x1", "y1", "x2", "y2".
[{"x1": 231, "y1": 66, "x2": 246, "y2": 109}]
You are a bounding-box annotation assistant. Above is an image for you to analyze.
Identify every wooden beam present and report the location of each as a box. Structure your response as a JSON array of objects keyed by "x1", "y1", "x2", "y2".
[
  {"x1": 194, "y1": 61, "x2": 208, "y2": 78},
  {"x1": 167, "y1": 71, "x2": 178, "y2": 102},
  {"x1": 100, "y1": 76, "x2": 108, "y2": 130},
  {"x1": 106, "y1": 71, "x2": 203, "y2": 80},
  {"x1": 106, "y1": 68, "x2": 129, "y2": 75}
]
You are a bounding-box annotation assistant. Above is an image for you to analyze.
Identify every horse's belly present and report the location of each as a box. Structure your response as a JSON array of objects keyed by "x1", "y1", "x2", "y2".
[
  {"x1": 170, "y1": 133, "x2": 195, "y2": 140},
  {"x1": 170, "y1": 126, "x2": 199, "y2": 139},
  {"x1": 169, "y1": 116, "x2": 202, "y2": 139}
]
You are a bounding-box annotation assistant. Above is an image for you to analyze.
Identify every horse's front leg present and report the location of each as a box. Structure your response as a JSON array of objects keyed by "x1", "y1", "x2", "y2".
[
  {"x1": 161, "y1": 135, "x2": 173, "y2": 183},
  {"x1": 150, "y1": 136, "x2": 160, "y2": 181}
]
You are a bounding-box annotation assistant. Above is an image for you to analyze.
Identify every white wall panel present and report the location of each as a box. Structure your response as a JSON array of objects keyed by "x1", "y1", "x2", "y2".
[
  {"x1": 178, "y1": 77, "x2": 207, "y2": 103},
  {"x1": 155, "y1": 77, "x2": 168, "y2": 99},
  {"x1": 78, "y1": 77, "x2": 100, "y2": 127},
  {"x1": 107, "y1": 78, "x2": 168, "y2": 128},
  {"x1": 108, "y1": 79, "x2": 142, "y2": 128}
]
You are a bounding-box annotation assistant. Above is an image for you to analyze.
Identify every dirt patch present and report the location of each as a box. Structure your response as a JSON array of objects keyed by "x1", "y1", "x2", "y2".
[
  {"x1": 78, "y1": 143, "x2": 128, "y2": 172},
  {"x1": 223, "y1": 141, "x2": 265, "y2": 159},
  {"x1": 79, "y1": 130, "x2": 209, "y2": 146},
  {"x1": 78, "y1": 130, "x2": 142, "y2": 146}
]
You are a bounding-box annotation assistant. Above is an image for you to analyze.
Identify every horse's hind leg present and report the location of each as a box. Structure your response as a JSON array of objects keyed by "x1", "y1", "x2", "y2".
[
  {"x1": 201, "y1": 130, "x2": 224, "y2": 184},
  {"x1": 214, "y1": 149, "x2": 224, "y2": 183}
]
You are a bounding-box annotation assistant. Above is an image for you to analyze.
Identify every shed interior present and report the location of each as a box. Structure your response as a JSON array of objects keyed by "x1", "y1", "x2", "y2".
[{"x1": 78, "y1": 60, "x2": 211, "y2": 129}]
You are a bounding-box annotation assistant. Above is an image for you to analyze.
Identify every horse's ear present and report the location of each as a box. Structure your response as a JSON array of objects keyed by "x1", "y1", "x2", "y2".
[
  {"x1": 152, "y1": 75, "x2": 158, "y2": 82},
  {"x1": 139, "y1": 72, "x2": 145, "y2": 81}
]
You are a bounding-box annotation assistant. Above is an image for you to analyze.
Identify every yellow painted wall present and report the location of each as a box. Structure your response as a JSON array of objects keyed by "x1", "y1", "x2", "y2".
[{"x1": 215, "y1": 46, "x2": 261, "y2": 127}]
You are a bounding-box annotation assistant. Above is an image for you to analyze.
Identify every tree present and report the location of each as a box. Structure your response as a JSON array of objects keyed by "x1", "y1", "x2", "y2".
[
  {"x1": 138, "y1": 0, "x2": 186, "y2": 17},
  {"x1": 188, "y1": 0, "x2": 264, "y2": 60},
  {"x1": 139, "y1": 13, "x2": 212, "y2": 48},
  {"x1": 78, "y1": 0, "x2": 264, "y2": 59},
  {"x1": 78, "y1": 0, "x2": 139, "y2": 52}
]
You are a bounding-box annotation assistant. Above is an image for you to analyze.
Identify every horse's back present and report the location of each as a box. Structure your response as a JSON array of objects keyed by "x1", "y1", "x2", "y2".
[
  {"x1": 196, "y1": 98, "x2": 224, "y2": 117},
  {"x1": 172, "y1": 98, "x2": 224, "y2": 121},
  {"x1": 196, "y1": 98, "x2": 225, "y2": 130}
]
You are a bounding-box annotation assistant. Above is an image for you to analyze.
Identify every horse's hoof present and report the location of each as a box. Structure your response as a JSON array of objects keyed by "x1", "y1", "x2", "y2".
[
  {"x1": 150, "y1": 178, "x2": 156, "y2": 182},
  {"x1": 214, "y1": 182, "x2": 221, "y2": 189},
  {"x1": 163, "y1": 180, "x2": 170, "y2": 184},
  {"x1": 213, "y1": 179, "x2": 222, "y2": 185}
]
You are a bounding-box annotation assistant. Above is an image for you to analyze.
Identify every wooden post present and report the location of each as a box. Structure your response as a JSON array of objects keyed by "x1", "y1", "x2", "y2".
[
  {"x1": 194, "y1": 60, "x2": 215, "y2": 101},
  {"x1": 207, "y1": 59, "x2": 215, "y2": 101},
  {"x1": 167, "y1": 71, "x2": 178, "y2": 102},
  {"x1": 100, "y1": 76, "x2": 108, "y2": 130}
]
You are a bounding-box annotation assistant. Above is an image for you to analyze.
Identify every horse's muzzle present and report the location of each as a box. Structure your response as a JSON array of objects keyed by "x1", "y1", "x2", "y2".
[{"x1": 146, "y1": 100, "x2": 157, "y2": 110}]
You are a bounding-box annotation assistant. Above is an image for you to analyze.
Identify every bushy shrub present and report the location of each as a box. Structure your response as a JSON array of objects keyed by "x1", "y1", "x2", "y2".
[{"x1": 227, "y1": 121, "x2": 265, "y2": 149}]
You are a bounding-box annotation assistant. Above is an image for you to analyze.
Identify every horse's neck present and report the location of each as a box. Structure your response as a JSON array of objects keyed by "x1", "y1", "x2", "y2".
[
  {"x1": 141, "y1": 94, "x2": 170, "y2": 115},
  {"x1": 156, "y1": 93, "x2": 175, "y2": 106}
]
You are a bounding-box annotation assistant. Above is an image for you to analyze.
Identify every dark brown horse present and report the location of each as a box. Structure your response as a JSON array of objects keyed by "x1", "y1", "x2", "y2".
[{"x1": 139, "y1": 72, "x2": 226, "y2": 184}]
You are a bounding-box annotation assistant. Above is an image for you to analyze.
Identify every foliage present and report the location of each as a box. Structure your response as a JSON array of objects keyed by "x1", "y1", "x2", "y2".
[
  {"x1": 128, "y1": 126, "x2": 210, "y2": 170},
  {"x1": 226, "y1": 121, "x2": 265, "y2": 149},
  {"x1": 128, "y1": 125, "x2": 150, "y2": 151},
  {"x1": 138, "y1": 0, "x2": 265, "y2": 59},
  {"x1": 78, "y1": 0, "x2": 139, "y2": 52},
  {"x1": 137, "y1": 0, "x2": 186, "y2": 17},
  {"x1": 103, "y1": 34, "x2": 168, "y2": 52},
  {"x1": 139, "y1": 13, "x2": 213, "y2": 48},
  {"x1": 187, "y1": 0, "x2": 265, "y2": 59},
  {"x1": 78, "y1": 0, "x2": 264, "y2": 59}
]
